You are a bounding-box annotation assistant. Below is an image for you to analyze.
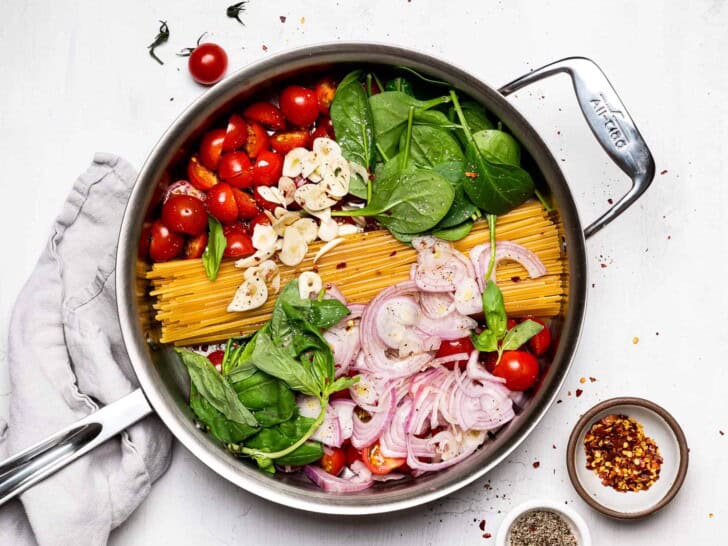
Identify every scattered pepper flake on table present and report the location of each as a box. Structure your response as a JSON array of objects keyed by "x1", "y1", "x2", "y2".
[
  {"x1": 279, "y1": 15, "x2": 287, "y2": 23},
  {"x1": 633, "y1": 336, "x2": 640, "y2": 344},
  {"x1": 575, "y1": 388, "x2": 583, "y2": 398},
  {"x1": 579, "y1": 377, "x2": 586, "y2": 384},
  {"x1": 532, "y1": 461, "x2": 540, "y2": 469},
  {"x1": 584, "y1": 414, "x2": 663, "y2": 492}
]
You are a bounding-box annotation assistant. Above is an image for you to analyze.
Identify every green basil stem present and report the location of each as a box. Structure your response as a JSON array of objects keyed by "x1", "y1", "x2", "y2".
[
  {"x1": 401, "y1": 106, "x2": 415, "y2": 170},
  {"x1": 240, "y1": 397, "x2": 327, "y2": 460},
  {"x1": 534, "y1": 189, "x2": 553, "y2": 212},
  {"x1": 485, "y1": 214, "x2": 497, "y2": 281}
]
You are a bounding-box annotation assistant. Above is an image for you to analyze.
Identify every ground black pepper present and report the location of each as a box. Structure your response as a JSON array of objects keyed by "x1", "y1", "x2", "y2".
[{"x1": 509, "y1": 510, "x2": 577, "y2": 546}]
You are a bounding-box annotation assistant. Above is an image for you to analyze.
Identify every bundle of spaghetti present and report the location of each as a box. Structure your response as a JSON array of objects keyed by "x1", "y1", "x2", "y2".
[{"x1": 147, "y1": 201, "x2": 566, "y2": 346}]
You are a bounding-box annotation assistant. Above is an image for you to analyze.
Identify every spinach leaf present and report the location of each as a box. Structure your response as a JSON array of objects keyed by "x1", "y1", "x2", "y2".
[
  {"x1": 426, "y1": 161, "x2": 478, "y2": 231},
  {"x1": 330, "y1": 70, "x2": 375, "y2": 169},
  {"x1": 176, "y1": 349, "x2": 258, "y2": 427},
  {"x1": 451, "y1": 91, "x2": 534, "y2": 214},
  {"x1": 348, "y1": 173, "x2": 369, "y2": 199},
  {"x1": 451, "y1": 100, "x2": 495, "y2": 145},
  {"x1": 189, "y1": 385, "x2": 258, "y2": 444},
  {"x1": 482, "y1": 280, "x2": 507, "y2": 339},
  {"x1": 502, "y1": 319, "x2": 544, "y2": 351},
  {"x1": 232, "y1": 370, "x2": 297, "y2": 427},
  {"x1": 473, "y1": 129, "x2": 521, "y2": 167},
  {"x1": 432, "y1": 220, "x2": 473, "y2": 241},
  {"x1": 400, "y1": 125, "x2": 464, "y2": 168},
  {"x1": 385, "y1": 77, "x2": 414, "y2": 95},
  {"x1": 202, "y1": 216, "x2": 227, "y2": 281}
]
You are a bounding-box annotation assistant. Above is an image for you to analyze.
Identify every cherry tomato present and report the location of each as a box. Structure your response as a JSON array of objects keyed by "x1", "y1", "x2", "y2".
[
  {"x1": 526, "y1": 318, "x2": 551, "y2": 357},
  {"x1": 314, "y1": 116, "x2": 336, "y2": 139},
  {"x1": 315, "y1": 77, "x2": 337, "y2": 115},
  {"x1": 344, "y1": 444, "x2": 363, "y2": 466},
  {"x1": 319, "y1": 446, "x2": 345, "y2": 476},
  {"x1": 253, "y1": 186, "x2": 280, "y2": 212},
  {"x1": 187, "y1": 155, "x2": 219, "y2": 190},
  {"x1": 188, "y1": 43, "x2": 228, "y2": 85},
  {"x1": 243, "y1": 102, "x2": 286, "y2": 130},
  {"x1": 199, "y1": 129, "x2": 226, "y2": 170},
  {"x1": 184, "y1": 232, "x2": 208, "y2": 259},
  {"x1": 252, "y1": 150, "x2": 283, "y2": 187},
  {"x1": 279, "y1": 85, "x2": 318, "y2": 127},
  {"x1": 507, "y1": 318, "x2": 518, "y2": 330},
  {"x1": 207, "y1": 350, "x2": 225, "y2": 372},
  {"x1": 250, "y1": 211, "x2": 271, "y2": 232},
  {"x1": 161, "y1": 194, "x2": 207, "y2": 235},
  {"x1": 361, "y1": 443, "x2": 405, "y2": 475},
  {"x1": 149, "y1": 220, "x2": 184, "y2": 262},
  {"x1": 330, "y1": 386, "x2": 352, "y2": 400},
  {"x1": 269, "y1": 130, "x2": 310, "y2": 154},
  {"x1": 138, "y1": 222, "x2": 152, "y2": 260},
  {"x1": 231, "y1": 188, "x2": 260, "y2": 220},
  {"x1": 207, "y1": 182, "x2": 239, "y2": 224},
  {"x1": 218, "y1": 151, "x2": 254, "y2": 188},
  {"x1": 222, "y1": 226, "x2": 255, "y2": 258},
  {"x1": 223, "y1": 114, "x2": 247, "y2": 152},
  {"x1": 492, "y1": 351, "x2": 540, "y2": 391},
  {"x1": 244, "y1": 121, "x2": 269, "y2": 159},
  {"x1": 480, "y1": 351, "x2": 498, "y2": 373},
  {"x1": 435, "y1": 337, "x2": 475, "y2": 369}
]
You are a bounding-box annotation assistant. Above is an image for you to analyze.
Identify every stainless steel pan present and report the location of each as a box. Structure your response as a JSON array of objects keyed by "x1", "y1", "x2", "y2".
[{"x1": 0, "y1": 43, "x2": 654, "y2": 514}]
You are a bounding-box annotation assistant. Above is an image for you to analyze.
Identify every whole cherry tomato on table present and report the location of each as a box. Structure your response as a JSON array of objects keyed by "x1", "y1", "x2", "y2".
[
  {"x1": 222, "y1": 224, "x2": 255, "y2": 258},
  {"x1": 252, "y1": 150, "x2": 283, "y2": 186},
  {"x1": 270, "y1": 130, "x2": 310, "y2": 154},
  {"x1": 243, "y1": 102, "x2": 286, "y2": 130},
  {"x1": 244, "y1": 121, "x2": 269, "y2": 158},
  {"x1": 161, "y1": 194, "x2": 207, "y2": 235},
  {"x1": 149, "y1": 220, "x2": 184, "y2": 262},
  {"x1": 361, "y1": 443, "x2": 405, "y2": 475},
  {"x1": 199, "y1": 128, "x2": 226, "y2": 170},
  {"x1": 231, "y1": 188, "x2": 260, "y2": 220},
  {"x1": 319, "y1": 447, "x2": 345, "y2": 476},
  {"x1": 207, "y1": 183, "x2": 239, "y2": 224},
  {"x1": 218, "y1": 151, "x2": 253, "y2": 188},
  {"x1": 279, "y1": 85, "x2": 319, "y2": 127},
  {"x1": 315, "y1": 77, "x2": 337, "y2": 115},
  {"x1": 222, "y1": 114, "x2": 247, "y2": 152},
  {"x1": 187, "y1": 42, "x2": 228, "y2": 85},
  {"x1": 187, "y1": 156, "x2": 218, "y2": 190},
  {"x1": 492, "y1": 350, "x2": 540, "y2": 392},
  {"x1": 435, "y1": 337, "x2": 475, "y2": 369}
]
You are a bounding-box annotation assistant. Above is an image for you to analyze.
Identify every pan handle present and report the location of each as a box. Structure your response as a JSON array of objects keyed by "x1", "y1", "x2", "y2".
[
  {"x1": 499, "y1": 57, "x2": 655, "y2": 239},
  {"x1": 0, "y1": 388, "x2": 152, "y2": 507}
]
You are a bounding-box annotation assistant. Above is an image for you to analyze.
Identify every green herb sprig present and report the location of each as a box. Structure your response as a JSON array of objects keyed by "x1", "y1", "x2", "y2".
[
  {"x1": 226, "y1": 1, "x2": 249, "y2": 25},
  {"x1": 147, "y1": 20, "x2": 170, "y2": 65}
]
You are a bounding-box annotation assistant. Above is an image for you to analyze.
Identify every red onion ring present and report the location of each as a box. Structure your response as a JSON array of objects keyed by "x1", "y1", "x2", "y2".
[
  {"x1": 351, "y1": 388, "x2": 396, "y2": 449},
  {"x1": 303, "y1": 461, "x2": 373, "y2": 492},
  {"x1": 470, "y1": 241, "x2": 547, "y2": 291},
  {"x1": 164, "y1": 180, "x2": 206, "y2": 203}
]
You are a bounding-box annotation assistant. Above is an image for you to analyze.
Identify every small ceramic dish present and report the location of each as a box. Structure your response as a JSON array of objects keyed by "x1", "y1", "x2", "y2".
[
  {"x1": 566, "y1": 397, "x2": 689, "y2": 519},
  {"x1": 495, "y1": 499, "x2": 591, "y2": 546}
]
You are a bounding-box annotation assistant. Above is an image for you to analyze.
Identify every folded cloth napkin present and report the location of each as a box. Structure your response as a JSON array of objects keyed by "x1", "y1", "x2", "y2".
[{"x1": 0, "y1": 153, "x2": 173, "y2": 546}]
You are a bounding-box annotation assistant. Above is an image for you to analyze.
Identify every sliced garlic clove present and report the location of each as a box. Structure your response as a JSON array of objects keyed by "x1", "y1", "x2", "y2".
[
  {"x1": 295, "y1": 183, "x2": 337, "y2": 211},
  {"x1": 282, "y1": 148, "x2": 312, "y2": 178},
  {"x1": 234, "y1": 246, "x2": 277, "y2": 269},
  {"x1": 289, "y1": 217, "x2": 318, "y2": 244},
  {"x1": 313, "y1": 237, "x2": 346, "y2": 264},
  {"x1": 322, "y1": 156, "x2": 350, "y2": 198},
  {"x1": 252, "y1": 224, "x2": 278, "y2": 252},
  {"x1": 278, "y1": 225, "x2": 308, "y2": 266},
  {"x1": 257, "y1": 186, "x2": 287, "y2": 207},
  {"x1": 300, "y1": 153, "x2": 321, "y2": 180},
  {"x1": 337, "y1": 223, "x2": 362, "y2": 236},
  {"x1": 298, "y1": 271, "x2": 323, "y2": 300},
  {"x1": 312, "y1": 137, "x2": 342, "y2": 164},
  {"x1": 271, "y1": 210, "x2": 302, "y2": 236},
  {"x1": 278, "y1": 176, "x2": 296, "y2": 206},
  {"x1": 255, "y1": 259, "x2": 280, "y2": 284},
  {"x1": 349, "y1": 160, "x2": 369, "y2": 182},
  {"x1": 227, "y1": 276, "x2": 268, "y2": 312},
  {"x1": 270, "y1": 274, "x2": 281, "y2": 294},
  {"x1": 318, "y1": 218, "x2": 340, "y2": 242}
]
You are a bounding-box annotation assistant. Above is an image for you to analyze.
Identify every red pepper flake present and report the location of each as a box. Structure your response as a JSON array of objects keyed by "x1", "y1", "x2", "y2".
[
  {"x1": 262, "y1": 44, "x2": 269, "y2": 51},
  {"x1": 511, "y1": 276, "x2": 521, "y2": 283},
  {"x1": 479, "y1": 520, "x2": 486, "y2": 531},
  {"x1": 552, "y1": 444, "x2": 557, "y2": 449},
  {"x1": 589, "y1": 377, "x2": 597, "y2": 383},
  {"x1": 556, "y1": 399, "x2": 562, "y2": 404},
  {"x1": 600, "y1": 263, "x2": 607, "y2": 268},
  {"x1": 667, "y1": 235, "x2": 671, "y2": 240},
  {"x1": 482, "y1": 533, "x2": 492, "y2": 539},
  {"x1": 465, "y1": 171, "x2": 478, "y2": 178},
  {"x1": 720, "y1": 430, "x2": 725, "y2": 436},
  {"x1": 660, "y1": 169, "x2": 668, "y2": 175},
  {"x1": 576, "y1": 389, "x2": 583, "y2": 398},
  {"x1": 279, "y1": 15, "x2": 287, "y2": 22},
  {"x1": 532, "y1": 461, "x2": 540, "y2": 469},
  {"x1": 557, "y1": 130, "x2": 561, "y2": 135},
  {"x1": 389, "y1": 250, "x2": 397, "y2": 257},
  {"x1": 607, "y1": 198, "x2": 614, "y2": 205},
  {"x1": 336, "y1": 262, "x2": 347, "y2": 270}
]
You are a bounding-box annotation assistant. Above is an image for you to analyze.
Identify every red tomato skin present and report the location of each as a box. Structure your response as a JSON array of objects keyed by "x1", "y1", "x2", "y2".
[
  {"x1": 312, "y1": 116, "x2": 335, "y2": 140},
  {"x1": 344, "y1": 444, "x2": 362, "y2": 466},
  {"x1": 361, "y1": 443, "x2": 405, "y2": 475},
  {"x1": 279, "y1": 85, "x2": 319, "y2": 127},
  {"x1": 526, "y1": 318, "x2": 551, "y2": 356},
  {"x1": 252, "y1": 151, "x2": 283, "y2": 187},
  {"x1": 184, "y1": 232, "x2": 208, "y2": 259},
  {"x1": 244, "y1": 121, "x2": 269, "y2": 159},
  {"x1": 149, "y1": 220, "x2": 184, "y2": 262},
  {"x1": 253, "y1": 186, "x2": 280, "y2": 212},
  {"x1": 187, "y1": 156, "x2": 219, "y2": 190},
  {"x1": 435, "y1": 337, "x2": 475, "y2": 369},
  {"x1": 492, "y1": 351, "x2": 540, "y2": 391},
  {"x1": 269, "y1": 130, "x2": 311, "y2": 154},
  {"x1": 188, "y1": 43, "x2": 228, "y2": 85},
  {"x1": 161, "y1": 194, "x2": 208, "y2": 235},
  {"x1": 207, "y1": 349, "x2": 225, "y2": 368},
  {"x1": 222, "y1": 229, "x2": 255, "y2": 258},
  {"x1": 199, "y1": 129, "x2": 226, "y2": 170},
  {"x1": 207, "y1": 183, "x2": 239, "y2": 224},
  {"x1": 243, "y1": 102, "x2": 287, "y2": 130},
  {"x1": 223, "y1": 114, "x2": 248, "y2": 152},
  {"x1": 249, "y1": 211, "x2": 271, "y2": 232},
  {"x1": 218, "y1": 152, "x2": 254, "y2": 189},
  {"x1": 319, "y1": 447, "x2": 346, "y2": 476},
  {"x1": 507, "y1": 318, "x2": 518, "y2": 330},
  {"x1": 231, "y1": 188, "x2": 260, "y2": 220},
  {"x1": 315, "y1": 77, "x2": 337, "y2": 115}
]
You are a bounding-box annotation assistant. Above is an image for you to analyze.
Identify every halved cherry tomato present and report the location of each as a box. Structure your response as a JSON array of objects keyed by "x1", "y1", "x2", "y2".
[
  {"x1": 279, "y1": 85, "x2": 318, "y2": 127},
  {"x1": 161, "y1": 194, "x2": 208, "y2": 235},
  {"x1": 270, "y1": 130, "x2": 310, "y2": 154},
  {"x1": 149, "y1": 220, "x2": 184, "y2": 262},
  {"x1": 344, "y1": 444, "x2": 363, "y2": 466},
  {"x1": 311, "y1": 115, "x2": 335, "y2": 140},
  {"x1": 252, "y1": 150, "x2": 283, "y2": 187},
  {"x1": 222, "y1": 225, "x2": 254, "y2": 258},
  {"x1": 492, "y1": 351, "x2": 540, "y2": 391},
  {"x1": 223, "y1": 114, "x2": 247, "y2": 152},
  {"x1": 507, "y1": 318, "x2": 518, "y2": 330},
  {"x1": 184, "y1": 232, "x2": 208, "y2": 259},
  {"x1": 315, "y1": 77, "x2": 337, "y2": 115},
  {"x1": 231, "y1": 188, "x2": 260, "y2": 220},
  {"x1": 254, "y1": 186, "x2": 280, "y2": 212},
  {"x1": 361, "y1": 443, "x2": 405, "y2": 475},
  {"x1": 218, "y1": 151, "x2": 254, "y2": 188},
  {"x1": 525, "y1": 318, "x2": 551, "y2": 357},
  {"x1": 243, "y1": 102, "x2": 286, "y2": 130},
  {"x1": 435, "y1": 336, "x2": 475, "y2": 369},
  {"x1": 249, "y1": 211, "x2": 271, "y2": 232},
  {"x1": 245, "y1": 121, "x2": 269, "y2": 158},
  {"x1": 187, "y1": 155, "x2": 218, "y2": 190},
  {"x1": 188, "y1": 42, "x2": 228, "y2": 86},
  {"x1": 319, "y1": 446, "x2": 345, "y2": 476},
  {"x1": 207, "y1": 350, "x2": 225, "y2": 372},
  {"x1": 481, "y1": 351, "x2": 498, "y2": 373},
  {"x1": 207, "y1": 182, "x2": 239, "y2": 224},
  {"x1": 199, "y1": 129, "x2": 226, "y2": 170},
  {"x1": 138, "y1": 221, "x2": 152, "y2": 260}
]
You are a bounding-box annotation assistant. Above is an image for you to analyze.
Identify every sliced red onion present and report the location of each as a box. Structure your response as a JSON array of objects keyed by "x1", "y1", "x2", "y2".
[
  {"x1": 431, "y1": 352, "x2": 469, "y2": 368},
  {"x1": 324, "y1": 306, "x2": 363, "y2": 378},
  {"x1": 418, "y1": 311, "x2": 477, "y2": 340},
  {"x1": 451, "y1": 380, "x2": 514, "y2": 431},
  {"x1": 303, "y1": 462, "x2": 373, "y2": 493},
  {"x1": 349, "y1": 372, "x2": 386, "y2": 411},
  {"x1": 375, "y1": 296, "x2": 421, "y2": 349},
  {"x1": 413, "y1": 237, "x2": 476, "y2": 293},
  {"x1": 324, "y1": 283, "x2": 348, "y2": 305},
  {"x1": 296, "y1": 397, "x2": 342, "y2": 447},
  {"x1": 164, "y1": 180, "x2": 206, "y2": 203},
  {"x1": 371, "y1": 473, "x2": 406, "y2": 482},
  {"x1": 470, "y1": 241, "x2": 547, "y2": 291},
  {"x1": 331, "y1": 399, "x2": 355, "y2": 441},
  {"x1": 406, "y1": 428, "x2": 486, "y2": 471},
  {"x1": 420, "y1": 292, "x2": 456, "y2": 319},
  {"x1": 465, "y1": 351, "x2": 506, "y2": 385},
  {"x1": 351, "y1": 388, "x2": 396, "y2": 449}
]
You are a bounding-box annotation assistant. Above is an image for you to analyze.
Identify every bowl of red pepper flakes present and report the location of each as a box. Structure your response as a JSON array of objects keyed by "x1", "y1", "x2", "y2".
[{"x1": 566, "y1": 397, "x2": 689, "y2": 519}]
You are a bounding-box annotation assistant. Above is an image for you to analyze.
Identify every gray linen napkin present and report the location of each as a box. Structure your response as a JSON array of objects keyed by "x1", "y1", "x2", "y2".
[{"x1": 0, "y1": 153, "x2": 172, "y2": 545}]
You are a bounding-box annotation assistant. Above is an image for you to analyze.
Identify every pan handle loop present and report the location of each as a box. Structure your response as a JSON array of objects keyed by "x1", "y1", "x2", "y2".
[
  {"x1": 499, "y1": 57, "x2": 655, "y2": 239},
  {"x1": 0, "y1": 389, "x2": 152, "y2": 507}
]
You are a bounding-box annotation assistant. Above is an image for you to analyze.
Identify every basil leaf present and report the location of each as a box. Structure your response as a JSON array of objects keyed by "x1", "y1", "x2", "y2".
[
  {"x1": 502, "y1": 319, "x2": 544, "y2": 351},
  {"x1": 189, "y1": 385, "x2": 258, "y2": 444},
  {"x1": 244, "y1": 414, "x2": 322, "y2": 462},
  {"x1": 327, "y1": 375, "x2": 360, "y2": 397},
  {"x1": 432, "y1": 219, "x2": 473, "y2": 241},
  {"x1": 202, "y1": 216, "x2": 226, "y2": 281},
  {"x1": 483, "y1": 280, "x2": 507, "y2": 339},
  {"x1": 250, "y1": 330, "x2": 320, "y2": 397},
  {"x1": 330, "y1": 70, "x2": 375, "y2": 169},
  {"x1": 233, "y1": 371, "x2": 297, "y2": 428},
  {"x1": 176, "y1": 349, "x2": 258, "y2": 427},
  {"x1": 471, "y1": 329, "x2": 498, "y2": 352},
  {"x1": 473, "y1": 129, "x2": 521, "y2": 167},
  {"x1": 275, "y1": 441, "x2": 325, "y2": 466}
]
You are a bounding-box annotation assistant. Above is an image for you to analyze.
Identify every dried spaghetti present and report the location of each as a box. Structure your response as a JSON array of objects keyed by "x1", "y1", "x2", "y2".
[{"x1": 146, "y1": 201, "x2": 566, "y2": 345}]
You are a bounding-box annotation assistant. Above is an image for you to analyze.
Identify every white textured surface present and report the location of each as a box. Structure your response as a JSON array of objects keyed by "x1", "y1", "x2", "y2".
[{"x1": 1, "y1": 1, "x2": 726, "y2": 544}]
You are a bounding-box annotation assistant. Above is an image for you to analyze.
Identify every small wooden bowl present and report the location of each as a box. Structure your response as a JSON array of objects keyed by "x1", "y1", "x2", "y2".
[{"x1": 566, "y1": 397, "x2": 689, "y2": 519}]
